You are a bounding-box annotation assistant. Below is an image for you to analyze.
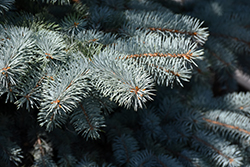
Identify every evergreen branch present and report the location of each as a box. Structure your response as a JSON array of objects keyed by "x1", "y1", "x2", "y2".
[
  {"x1": 192, "y1": 131, "x2": 243, "y2": 167},
  {"x1": 204, "y1": 38, "x2": 235, "y2": 70},
  {"x1": 1, "y1": 0, "x2": 250, "y2": 166},
  {"x1": 89, "y1": 5, "x2": 125, "y2": 31},
  {"x1": 3, "y1": 12, "x2": 61, "y2": 32},
  {"x1": 148, "y1": 27, "x2": 199, "y2": 36},
  {"x1": 0, "y1": 0, "x2": 14, "y2": 14},
  {"x1": 121, "y1": 50, "x2": 194, "y2": 60},
  {"x1": 175, "y1": 109, "x2": 205, "y2": 132},
  {"x1": 70, "y1": 99, "x2": 106, "y2": 140},
  {"x1": 0, "y1": 84, "x2": 18, "y2": 102},
  {"x1": 39, "y1": 55, "x2": 90, "y2": 114},
  {"x1": 210, "y1": 30, "x2": 250, "y2": 53},
  {"x1": 91, "y1": 50, "x2": 155, "y2": 111},
  {"x1": 14, "y1": 64, "x2": 43, "y2": 110},
  {"x1": 38, "y1": 109, "x2": 68, "y2": 132},
  {"x1": 178, "y1": 150, "x2": 211, "y2": 167},
  {"x1": 124, "y1": 10, "x2": 209, "y2": 44},
  {"x1": 203, "y1": 117, "x2": 250, "y2": 135},
  {"x1": 147, "y1": 59, "x2": 192, "y2": 87},
  {"x1": 129, "y1": 150, "x2": 157, "y2": 167},
  {"x1": 139, "y1": 109, "x2": 163, "y2": 139},
  {"x1": 129, "y1": 149, "x2": 182, "y2": 167},
  {"x1": 38, "y1": 55, "x2": 91, "y2": 131},
  {"x1": 112, "y1": 33, "x2": 203, "y2": 86},
  {"x1": 217, "y1": 92, "x2": 250, "y2": 112},
  {"x1": 0, "y1": 27, "x2": 35, "y2": 88},
  {"x1": 112, "y1": 134, "x2": 139, "y2": 165},
  {"x1": 153, "y1": 65, "x2": 181, "y2": 77},
  {"x1": 204, "y1": 110, "x2": 250, "y2": 142},
  {"x1": 14, "y1": 77, "x2": 42, "y2": 111},
  {"x1": 193, "y1": 135, "x2": 232, "y2": 161},
  {"x1": 34, "y1": 29, "x2": 68, "y2": 64},
  {"x1": 88, "y1": 90, "x2": 117, "y2": 115},
  {"x1": 76, "y1": 29, "x2": 117, "y2": 46},
  {"x1": 79, "y1": 103, "x2": 97, "y2": 131},
  {"x1": 158, "y1": 96, "x2": 183, "y2": 122},
  {"x1": 0, "y1": 27, "x2": 35, "y2": 102},
  {"x1": 161, "y1": 123, "x2": 193, "y2": 145},
  {"x1": 61, "y1": 13, "x2": 87, "y2": 37},
  {"x1": 156, "y1": 154, "x2": 183, "y2": 167},
  {"x1": 106, "y1": 119, "x2": 134, "y2": 143},
  {"x1": 0, "y1": 137, "x2": 23, "y2": 166},
  {"x1": 113, "y1": 32, "x2": 204, "y2": 65},
  {"x1": 207, "y1": 51, "x2": 231, "y2": 68},
  {"x1": 32, "y1": 136, "x2": 56, "y2": 167},
  {"x1": 202, "y1": 37, "x2": 237, "y2": 84},
  {"x1": 72, "y1": 2, "x2": 89, "y2": 16},
  {"x1": 74, "y1": 41, "x2": 103, "y2": 59}
]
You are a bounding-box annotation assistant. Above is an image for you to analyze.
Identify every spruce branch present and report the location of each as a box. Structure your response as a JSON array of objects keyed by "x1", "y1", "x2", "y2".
[
  {"x1": 0, "y1": 26, "x2": 35, "y2": 87},
  {"x1": 91, "y1": 50, "x2": 156, "y2": 111},
  {"x1": 112, "y1": 134, "x2": 139, "y2": 165},
  {"x1": 192, "y1": 131, "x2": 243, "y2": 167},
  {"x1": 112, "y1": 33, "x2": 203, "y2": 87},
  {"x1": 32, "y1": 136, "x2": 56, "y2": 167},
  {"x1": 2, "y1": 12, "x2": 61, "y2": 32},
  {"x1": 61, "y1": 13, "x2": 87, "y2": 37},
  {"x1": 204, "y1": 110, "x2": 250, "y2": 143},
  {"x1": 139, "y1": 109, "x2": 163, "y2": 139},
  {"x1": 76, "y1": 29, "x2": 117, "y2": 46},
  {"x1": 87, "y1": 90, "x2": 117, "y2": 115},
  {"x1": 14, "y1": 75, "x2": 42, "y2": 111},
  {"x1": 178, "y1": 150, "x2": 211, "y2": 167},
  {"x1": 34, "y1": 29, "x2": 68, "y2": 65},
  {"x1": 1, "y1": 0, "x2": 250, "y2": 166},
  {"x1": 38, "y1": 110, "x2": 68, "y2": 132},
  {"x1": 0, "y1": 26, "x2": 35, "y2": 102},
  {"x1": 39, "y1": 54, "x2": 90, "y2": 114},
  {"x1": 123, "y1": 10, "x2": 209, "y2": 44},
  {"x1": 70, "y1": 99, "x2": 106, "y2": 140},
  {"x1": 0, "y1": 138, "x2": 23, "y2": 166},
  {"x1": 38, "y1": 54, "x2": 91, "y2": 131},
  {"x1": 0, "y1": 0, "x2": 14, "y2": 14}
]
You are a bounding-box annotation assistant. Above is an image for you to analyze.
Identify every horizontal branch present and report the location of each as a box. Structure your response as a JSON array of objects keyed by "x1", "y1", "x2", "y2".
[
  {"x1": 120, "y1": 50, "x2": 193, "y2": 60},
  {"x1": 193, "y1": 135, "x2": 234, "y2": 164},
  {"x1": 150, "y1": 64, "x2": 180, "y2": 77},
  {"x1": 148, "y1": 27, "x2": 198, "y2": 36},
  {"x1": 203, "y1": 117, "x2": 250, "y2": 135},
  {"x1": 211, "y1": 33, "x2": 250, "y2": 47}
]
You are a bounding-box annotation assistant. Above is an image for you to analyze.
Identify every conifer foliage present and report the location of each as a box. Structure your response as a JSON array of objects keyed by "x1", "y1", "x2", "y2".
[{"x1": 1, "y1": 0, "x2": 250, "y2": 166}]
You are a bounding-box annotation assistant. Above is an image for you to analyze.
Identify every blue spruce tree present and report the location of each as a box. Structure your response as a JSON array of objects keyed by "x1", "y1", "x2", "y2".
[{"x1": 1, "y1": 0, "x2": 250, "y2": 166}]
